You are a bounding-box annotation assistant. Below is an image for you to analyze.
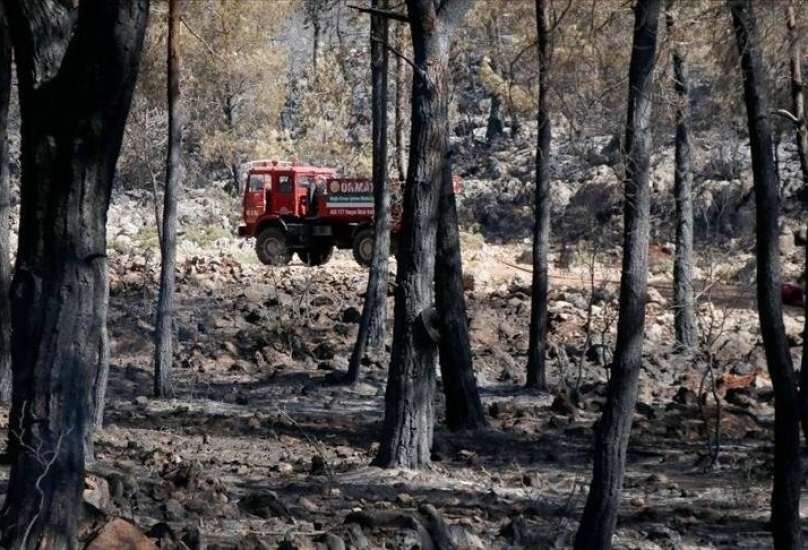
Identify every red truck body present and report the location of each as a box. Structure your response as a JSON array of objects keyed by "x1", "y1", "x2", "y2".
[{"x1": 237, "y1": 159, "x2": 398, "y2": 266}]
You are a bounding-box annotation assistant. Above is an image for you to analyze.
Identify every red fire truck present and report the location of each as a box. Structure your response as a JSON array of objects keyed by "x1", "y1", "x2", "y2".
[{"x1": 237, "y1": 160, "x2": 397, "y2": 267}]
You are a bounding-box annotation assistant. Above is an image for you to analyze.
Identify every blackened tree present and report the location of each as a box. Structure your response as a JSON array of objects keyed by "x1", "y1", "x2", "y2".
[
  {"x1": 154, "y1": 0, "x2": 182, "y2": 398},
  {"x1": 729, "y1": 1, "x2": 802, "y2": 548},
  {"x1": 348, "y1": 0, "x2": 392, "y2": 384},
  {"x1": 0, "y1": 0, "x2": 149, "y2": 546},
  {"x1": 666, "y1": 0, "x2": 697, "y2": 350},
  {"x1": 0, "y1": 3, "x2": 11, "y2": 404},
  {"x1": 574, "y1": 1, "x2": 661, "y2": 547},
  {"x1": 526, "y1": 0, "x2": 552, "y2": 390},
  {"x1": 436, "y1": 155, "x2": 486, "y2": 430},
  {"x1": 374, "y1": 0, "x2": 471, "y2": 468}
]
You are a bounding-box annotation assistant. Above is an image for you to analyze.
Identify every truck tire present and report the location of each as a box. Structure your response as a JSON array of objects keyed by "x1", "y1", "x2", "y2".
[
  {"x1": 299, "y1": 246, "x2": 334, "y2": 267},
  {"x1": 352, "y1": 227, "x2": 374, "y2": 267},
  {"x1": 256, "y1": 226, "x2": 291, "y2": 266}
]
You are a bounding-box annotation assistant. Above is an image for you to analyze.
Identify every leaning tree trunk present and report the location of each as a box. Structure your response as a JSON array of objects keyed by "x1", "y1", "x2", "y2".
[
  {"x1": 526, "y1": 0, "x2": 551, "y2": 391},
  {"x1": 666, "y1": 1, "x2": 697, "y2": 350},
  {"x1": 574, "y1": 1, "x2": 660, "y2": 548},
  {"x1": 730, "y1": 2, "x2": 802, "y2": 548},
  {"x1": 0, "y1": 1, "x2": 149, "y2": 547},
  {"x1": 0, "y1": 4, "x2": 11, "y2": 404},
  {"x1": 436, "y1": 157, "x2": 486, "y2": 430},
  {"x1": 373, "y1": 0, "x2": 471, "y2": 469},
  {"x1": 785, "y1": 0, "x2": 808, "y2": 444},
  {"x1": 347, "y1": 0, "x2": 391, "y2": 384},
  {"x1": 154, "y1": 0, "x2": 182, "y2": 398}
]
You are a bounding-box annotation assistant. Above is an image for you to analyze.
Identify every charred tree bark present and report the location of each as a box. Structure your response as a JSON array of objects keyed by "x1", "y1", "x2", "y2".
[
  {"x1": 347, "y1": 0, "x2": 391, "y2": 383},
  {"x1": 154, "y1": 0, "x2": 182, "y2": 398},
  {"x1": 373, "y1": 0, "x2": 470, "y2": 469},
  {"x1": 0, "y1": 0, "x2": 149, "y2": 547},
  {"x1": 394, "y1": 23, "x2": 407, "y2": 182},
  {"x1": 486, "y1": 94, "x2": 504, "y2": 143},
  {"x1": 730, "y1": 2, "x2": 802, "y2": 548},
  {"x1": 0, "y1": 4, "x2": 11, "y2": 404},
  {"x1": 436, "y1": 158, "x2": 486, "y2": 430},
  {"x1": 785, "y1": 0, "x2": 808, "y2": 445},
  {"x1": 526, "y1": 0, "x2": 551, "y2": 391},
  {"x1": 666, "y1": 1, "x2": 697, "y2": 350},
  {"x1": 574, "y1": 1, "x2": 660, "y2": 548}
]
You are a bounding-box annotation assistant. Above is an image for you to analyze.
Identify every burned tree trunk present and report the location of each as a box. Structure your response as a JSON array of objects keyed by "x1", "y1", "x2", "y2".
[
  {"x1": 154, "y1": 0, "x2": 182, "y2": 398},
  {"x1": 526, "y1": 0, "x2": 551, "y2": 391},
  {"x1": 730, "y1": 2, "x2": 802, "y2": 548},
  {"x1": 574, "y1": 1, "x2": 661, "y2": 548},
  {"x1": 785, "y1": 0, "x2": 808, "y2": 445},
  {"x1": 347, "y1": 0, "x2": 391, "y2": 384},
  {"x1": 436, "y1": 158, "x2": 486, "y2": 431},
  {"x1": 374, "y1": 0, "x2": 470, "y2": 469},
  {"x1": 0, "y1": 4, "x2": 11, "y2": 404},
  {"x1": 666, "y1": 1, "x2": 697, "y2": 350},
  {"x1": 0, "y1": 0, "x2": 149, "y2": 547}
]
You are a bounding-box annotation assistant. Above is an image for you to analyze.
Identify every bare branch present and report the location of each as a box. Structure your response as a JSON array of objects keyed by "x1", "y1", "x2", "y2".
[
  {"x1": 373, "y1": 35, "x2": 429, "y2": 85},
  {"x1": 180, "y1": 17, "x2": 226, "y2": 64},
  {"x1": 347, "y1": 3, "x2": 409, "y2": 23},
  {"x1": 773, "y1": 108, "x2": 800, "y2": 125}
]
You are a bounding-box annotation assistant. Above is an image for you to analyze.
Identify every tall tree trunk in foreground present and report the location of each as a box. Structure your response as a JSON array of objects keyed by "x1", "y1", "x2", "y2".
[
  {"x1": 154, "y1": 0, "x2": 182, "y2": 398},
  {"x1": 526, "y1": 0, "x2": 551, "y2": 391},
  {"x1": 348, "y1": 0, "x2": 391, "y2": 384},
  {"x1": 373, "y1": 0, "x2": 471, "y2": 469},
  {"x1": 0, "y1": 0, "x2": 149, "y2": 547},
  {"x1": 666, "y1": 1, "x2": 697, "y2": 350},
  {"x1": 786, "y1": 0, "x2": 808, "y2": 445},
  {"x1": 730, "y1": 2, "x2": 802, "y2": 548},
  {"x1": 574, "y1": 1, "x2": 660, "y2": 548},
  {"x1": 0, "y1": 4, "x2": 11, "y2": 404},
  {"x1": 436, "y1": 157, "x2": 486, "y2": 430}
]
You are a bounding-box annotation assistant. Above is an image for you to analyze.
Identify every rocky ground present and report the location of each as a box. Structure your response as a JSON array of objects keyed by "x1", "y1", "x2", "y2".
[
  {"x1": 17, "y1": 181, "x2": 796, "y2": 549},
  {"x1": 2, "y1": 131, "x2": 808, "y2": 549}
]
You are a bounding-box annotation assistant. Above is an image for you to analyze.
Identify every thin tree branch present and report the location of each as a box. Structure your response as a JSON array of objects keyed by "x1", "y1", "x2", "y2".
[
  {"x1": 348, "y1": 3, "x2": 409, "y2": 23},
  {"x1": 373, "y1": 35, "x2": 429, "y2": 85},
  {"x1": 180, "y1": 17, "x2": 226, "y2": 63},
  {"x1": 773, "y1": 108, "x2": 800, "y2": 125}
]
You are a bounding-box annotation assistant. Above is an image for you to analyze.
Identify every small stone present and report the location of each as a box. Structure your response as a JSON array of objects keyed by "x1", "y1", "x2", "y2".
[
  {"x1": 164, "y1": 498, "x2": 185, "y2": 521},
  {"x1": 86, "y1": 518, "x2": 157, "y2": 550},
  {"x1": 238, "y1": 491, "x2": 292, "y2": 519},
  {"x1": 310, "y1": 455, "x2": 327, "y2": 476},
  {"x1": 334, "y1": 446, "x2": 352, "y2": 458},
  {"x1": 341, "y1": 307, "x2": 362, "y2": 324},
  {"x1": 522, "y1": 473, "x2": 540, "y2": 487},
  {"x1": 396, "y1": 493, "x2": 414, "y2": 506},
  {"x1": 298, "y1": 496, "x2": 319, "y2": 513},
  {"x1": 550, "y1": 390, "x2": 576, "y2": 416},
  {"x1": 83, "y1": 474, "x2": 112, "y2": 513},
  {"x1": 273, "y1": 462, "x2": 294, "y2": 473}
]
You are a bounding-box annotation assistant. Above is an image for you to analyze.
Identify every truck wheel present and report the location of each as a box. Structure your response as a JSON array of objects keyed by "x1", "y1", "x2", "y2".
[
  {"x1": 352, "y1": 227, "x2": 374, "y2": 267},
  {"x1": 299, "y1": 246, "x2": 333, "y2": 267},
  {"x1": 255, "y1": 226, "x2": 291, "y2": 266}
]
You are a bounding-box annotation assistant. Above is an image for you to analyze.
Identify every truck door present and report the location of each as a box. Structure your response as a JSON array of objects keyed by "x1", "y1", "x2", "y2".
[
  {"x1": 244, "y1": 172, "x2": 269, "y2": 225},
  {"x1": 273, "y1": 173, "x2": 296, "y2": 216}
]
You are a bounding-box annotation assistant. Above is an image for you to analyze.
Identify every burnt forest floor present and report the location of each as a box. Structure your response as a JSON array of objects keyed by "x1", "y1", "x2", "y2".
[{"x1": 2, "y1": 243, "x2": 807, "y2": 550}]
